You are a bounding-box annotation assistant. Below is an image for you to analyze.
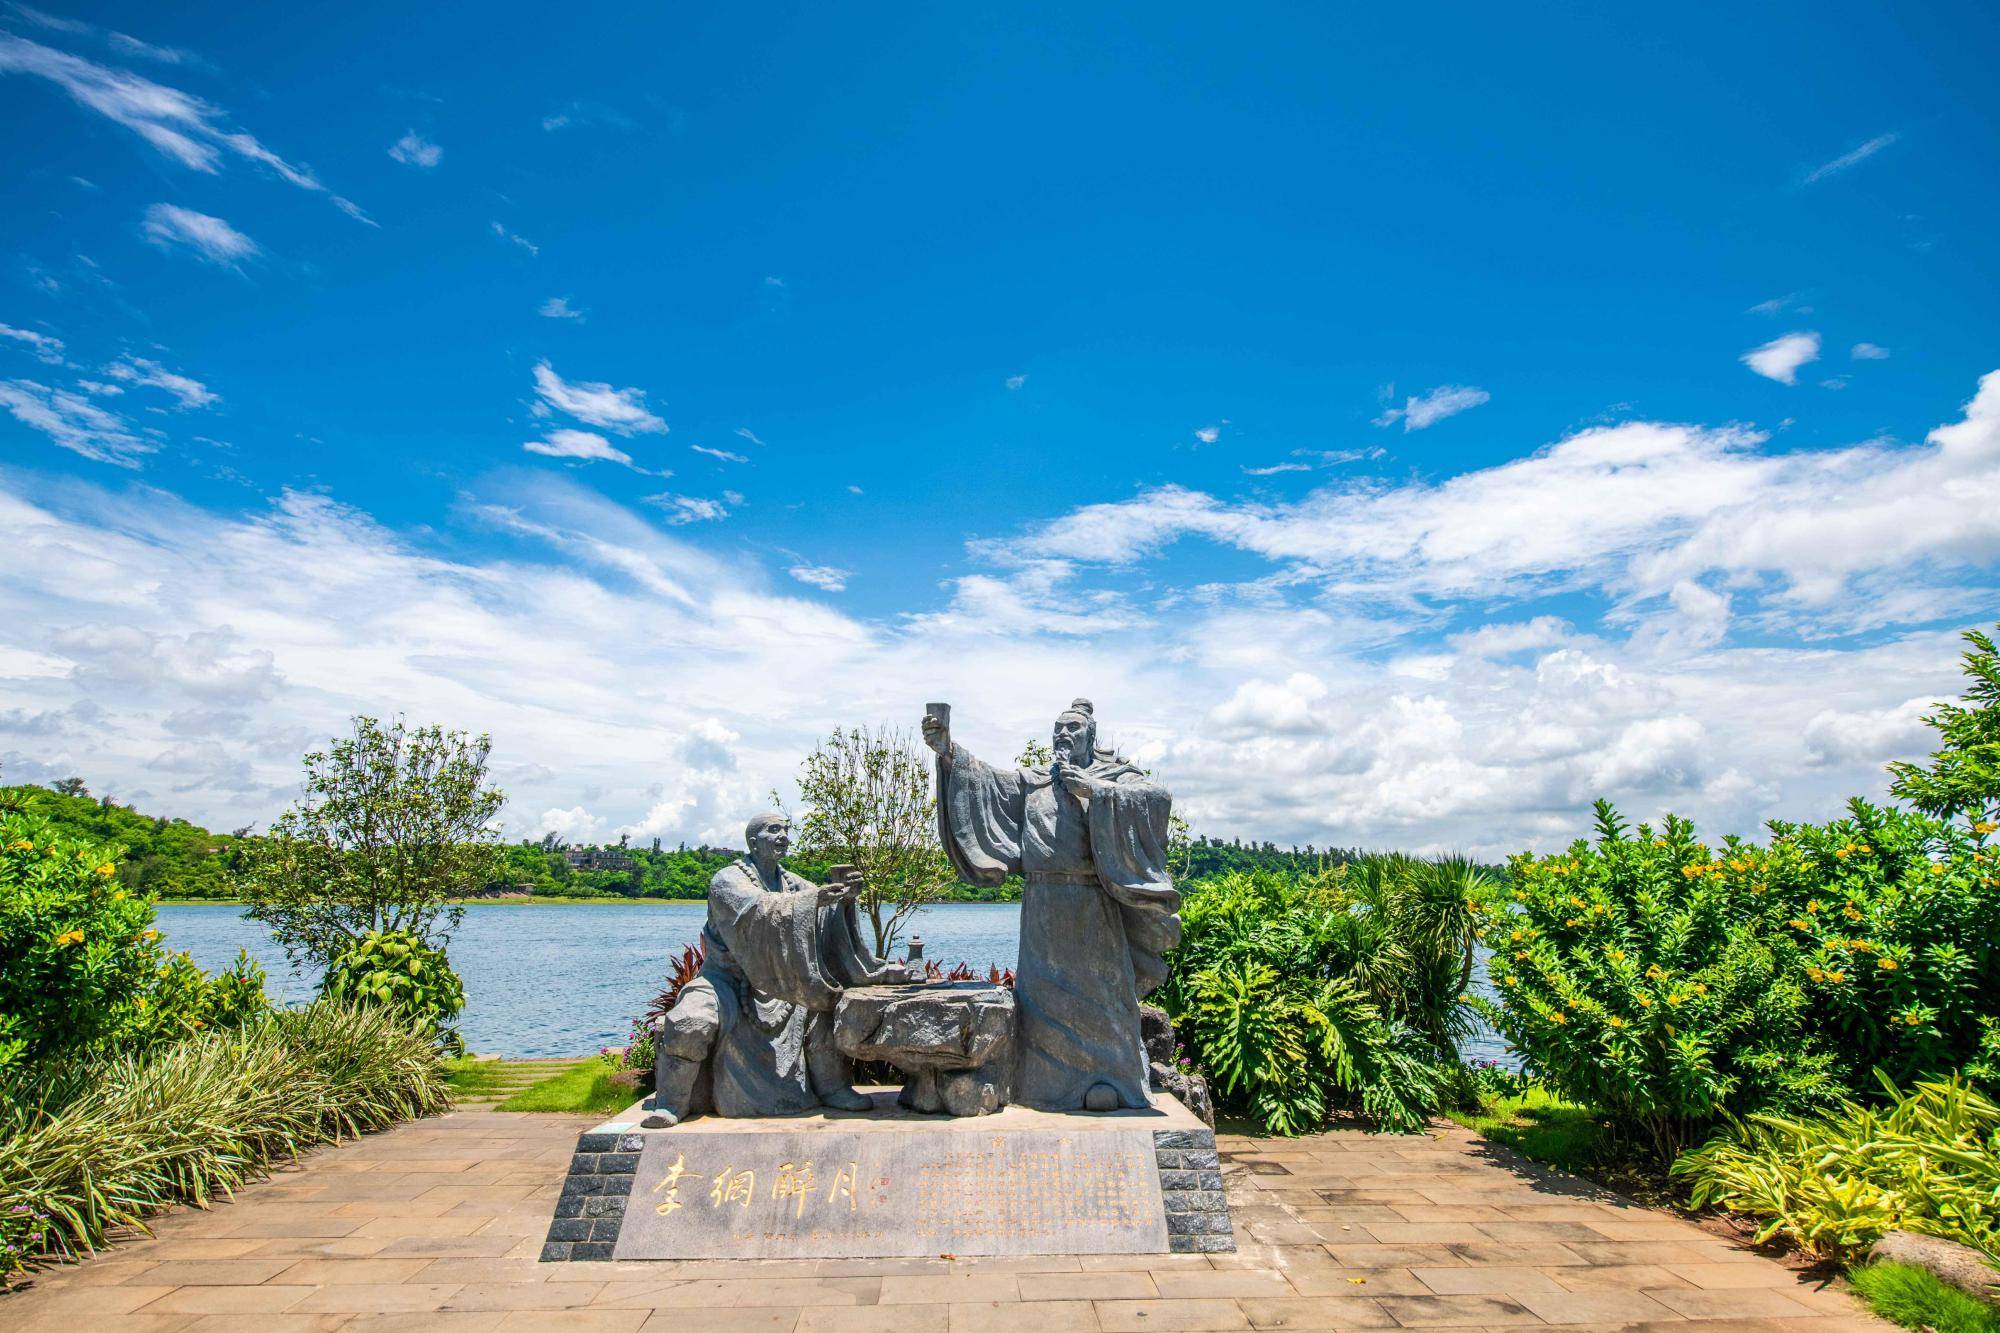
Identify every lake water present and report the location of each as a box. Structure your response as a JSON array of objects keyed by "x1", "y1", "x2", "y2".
[{"x1": 155, "y1": 901, "x2": 1511, "y2": 1065}]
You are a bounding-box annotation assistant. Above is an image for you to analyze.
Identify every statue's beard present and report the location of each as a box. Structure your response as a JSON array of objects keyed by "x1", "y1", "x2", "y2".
[{"x1": 1052, "y1": 733, "x2": 1089, "y2": 763}]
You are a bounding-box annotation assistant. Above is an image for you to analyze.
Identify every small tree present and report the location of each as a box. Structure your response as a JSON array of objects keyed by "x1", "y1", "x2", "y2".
[
  {"x1": 240, "y1": 716, "x2": 505, "y2": 970},
  {"x1": 1889, "y1": 623, "x2": 2000, "y2": 824},
  {"x1": 793, "y1": 724, "x2": 953, "y2": 955}
]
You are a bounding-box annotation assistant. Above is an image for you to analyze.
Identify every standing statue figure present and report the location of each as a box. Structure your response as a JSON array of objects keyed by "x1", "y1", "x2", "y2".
[
  {"x1": 647, "y1": 812, "x2": 916, "y2": 1125},
  {"x1": 923, "y1": 699, "x2": 1180, "y2": 1111}
]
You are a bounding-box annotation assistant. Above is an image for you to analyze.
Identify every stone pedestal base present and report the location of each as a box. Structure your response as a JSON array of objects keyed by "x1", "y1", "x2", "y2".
[{"x1": 540, "y1": 1090, "x2": 1232, "y2": 1261}]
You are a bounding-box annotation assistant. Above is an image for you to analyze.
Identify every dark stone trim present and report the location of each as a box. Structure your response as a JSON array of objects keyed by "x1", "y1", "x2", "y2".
[
  {"x1": 543, "y1": 1127, "x2": 642, "y2": 1260},
  {"x1": 1152, "y1": 1126, "x2": 1235, "y2": 1252}
]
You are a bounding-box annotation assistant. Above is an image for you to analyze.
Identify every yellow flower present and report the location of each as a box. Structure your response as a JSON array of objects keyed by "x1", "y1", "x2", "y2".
[
  {"x1": 1931, "y1": 863, "x2": 1947, "y2": 876},
  {"x1": 1549, "y1": 1012, "x2": 1566, "y2": 1025},
  {"x1": 1905, "y1": 1014, "x2": 1921, "y2": 1027},
  {"x1": 1608, "y1": 949, "x2": 1626, "y2": 963},
  {"x1": 95, "y1": 863, "x2": 115, "y2": 878},
  {"x1": 1694, "y1": 983, "x2": 1708, "y2": 995},
  {"x1": 1667, "y1": 993, "x2": 1684, "y2": 1006},
  {"x1": 1878, "y1": 957, "x2": 1898, "y2": 971},
  {"x1": 1788, "y1": 918, "x2": 1811, "y2": 931},
  {"x1": 54, "y1": 928, "x2": 84, "y2": 946},
  {"x1": 8, "y1": 838, "x2": 31, "y2": 851},
  {"x1": 1638, "y1": 996, "x2": 1653, "y2": 1007},
  {"x1": 142, "y1": 928, "x2": 160, "y2": 942},
  {"x1": 1975, "y1": 821, "x2": 1997, "y2": 835},
  {"x1": 1515, "y1": 950, "x2": 1528, "y2": 960},
  {"x1": 111, "y1": 889, "x2": 126, "y2": 901},
  {"x1": 1511, "y1": 930, "x2": 1524, "y2": 942},
  {"x1": 1827, "y1": 970, "x2": 1846, "y2": 984},
  {"x1": 1843, "y1": 905, "x2": 1861, "y2": 921},
  {"x1": 190, "y1": 1018, "x2": 204, "y2": 1029},
  {"x1": 1608, "y1": 1015, "x2": 1625, "y2": 1028},
  {"x1": 1645, "y1": 964, "x2": 1664, "y2": 979},
  {"x1": 1806, "y1": 900, "x2": 1821, "y2": 914}
]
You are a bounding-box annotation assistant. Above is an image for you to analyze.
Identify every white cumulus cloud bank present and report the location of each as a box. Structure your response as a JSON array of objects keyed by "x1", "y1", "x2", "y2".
[{"x1": 4, "y1": 372, "x2": 2000, "y2": 857}]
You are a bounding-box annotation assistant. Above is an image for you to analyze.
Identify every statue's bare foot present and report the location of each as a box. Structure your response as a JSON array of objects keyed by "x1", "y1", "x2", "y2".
[
  {"x1": 1083, "y1": 1083, "x2": 1119, "y2": 1112},
  {"x1": 640, "y1": 1111, "x2": 678, "y2": 1129},
  {"x1": 821, "y1": 1086, "x2": 873, "y2": 1112}
]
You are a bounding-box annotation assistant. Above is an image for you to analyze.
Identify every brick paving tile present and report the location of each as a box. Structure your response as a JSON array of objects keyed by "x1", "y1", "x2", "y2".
[
  {"x1": 1094, "y1": 1297, "x2": 1252, "y2": 1331},
  {"x1": 1235, "y1": 1295, "x2": 1398, "y2": 1328},
  {"x1": 950, "y1": 1299, "x2": 1101, "y2": 1333},
  {"x1": 0, "y1": 1106, "x2": 1895, "y2": 1332}
]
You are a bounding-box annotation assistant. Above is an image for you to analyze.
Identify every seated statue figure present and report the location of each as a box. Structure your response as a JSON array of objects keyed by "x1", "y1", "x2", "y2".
[{"x1": 646, "y1": 812, "x2": 916, "y2": 1125}]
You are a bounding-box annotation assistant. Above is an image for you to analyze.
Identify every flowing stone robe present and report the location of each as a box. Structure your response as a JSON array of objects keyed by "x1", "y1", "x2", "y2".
[
  {"x1": 695, "y1": 860, "x2": 900, "y2": 1116},
  {"x1": 935, "y1": 744, "x2": 1181, "y2": 1110}
]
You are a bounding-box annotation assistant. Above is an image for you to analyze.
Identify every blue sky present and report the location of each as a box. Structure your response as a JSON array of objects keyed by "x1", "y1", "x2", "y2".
[{"x1": 3, "y1": 3, "x2": 1998, "y2": 854}]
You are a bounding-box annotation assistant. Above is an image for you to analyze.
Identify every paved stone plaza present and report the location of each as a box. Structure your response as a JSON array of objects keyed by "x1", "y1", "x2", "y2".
[{"x1": 0, "y1": 1109, "x2": 1884, "y2": 1331}]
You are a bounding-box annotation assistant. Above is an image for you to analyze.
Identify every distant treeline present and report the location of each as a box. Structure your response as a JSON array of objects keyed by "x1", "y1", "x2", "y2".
[{"x1": 3, "y1": 781, "x2": 1387, "y2": 903}]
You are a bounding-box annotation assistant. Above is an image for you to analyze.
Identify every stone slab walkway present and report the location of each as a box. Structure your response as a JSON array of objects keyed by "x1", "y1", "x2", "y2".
[{"x1": 0, "y1": 1111, "x2": 1884, "y2": 1332}]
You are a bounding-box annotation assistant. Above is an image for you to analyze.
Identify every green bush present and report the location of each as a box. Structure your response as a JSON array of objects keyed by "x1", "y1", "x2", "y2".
[
  {"x1": 1486, "y1": 801, "x2": 1844, "y2": 1160},
  {"x1": 1675, "y1": 1075, "x2": 2000, "y2": 1261},
  {"x1": 1162, "y1": 859, "x2": 1483, "y2": 1134},
  {"x1": 0, "y1": 811, "x2": 268, "y2": 1073},
  {"x1": 321, "y1": 929, "x2": 466, "y2": 1055},
  {"x1": 0, "y1": 1000, "x2": 448, "y2": 1273}
]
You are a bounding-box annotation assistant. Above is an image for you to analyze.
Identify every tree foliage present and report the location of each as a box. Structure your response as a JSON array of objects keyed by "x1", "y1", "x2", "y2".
[
  {"x1": 239, "y1": 717, "x2": 505, "y2": 969},
  {"x1": 1889, "y1": 623, "x2": 2000, "y2": 822},
  {"x1": 792, "y1": 724, "x2": 954, "y2": 954}
]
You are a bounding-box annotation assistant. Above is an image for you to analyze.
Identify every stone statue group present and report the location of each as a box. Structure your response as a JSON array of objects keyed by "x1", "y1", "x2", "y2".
[{"x1": 647, "y1": 697, "x2": 1181, "y2": 1123}]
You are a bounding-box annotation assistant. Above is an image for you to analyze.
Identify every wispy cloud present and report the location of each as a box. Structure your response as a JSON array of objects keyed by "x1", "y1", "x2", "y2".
[
  {"x1": 0, "y1": 33, "x2": 365, "y2": 220},
  {"x1": 1802, "y1": 132, "x2": 1898, "y2": 185},
  {"x1": 540, "y1": 100, "x2": 633, "y2": 133},
  {"x1": 531, "y1": 362, "x2": 665, "y2": 436},
  {"x1": 645, "y1": 492, "x2": 730, "y2": 525},
  {"x1": 490, "y1": 221, "x2": 538, "y2": 256},
  {"x1": 1747, "y1": 292, "x2": 1810, "y2": 317},
  {"x1": 0, "y1": 323, "x2": 64, "y2": 364},
  {"x1": 538, "y1": 296, "x2": 584, "y2": 321},
  {"x1": 734, "y1": 427, "x2": 765, "y2": 447},
  {"x1": 388, "y1": 129, "x2": 441, "y2": 168},
  {"x1": 1194, "y1": 424, "x2": 1221, "y2": 445},
  {"x1": 106, "y1": 355, "x2": 215, "y2": 408},
  {"x1": 1006, "y1": 375, "x2": 1026, "y2": 391},
  {"x1": 7, "y1": 5, "x2": 202, "y2": 66},
  {"x1": 690, "y1": 444, "x2": 747, "y2": 464},
  {"x1": 523, "y1": 428, "x2": 633, "y2": 467},
  {"x1": 142, "y1": 203, "x2": 257, "y2": 267},
  {"x1": 0, "y1": 378, "x2": 153, "y2": 465},
  {"x1": 1742, "y1": 331, "x2": 1821, "y2": 384},
  {"x1": 788, "y1": 564, "x2": 850, "y2": 592},
  {"x1": 1242, "y1": 462, "x2": 1311, "y2": 476},
  {"x1": 1852, "y1": 342, "x2": 1891, "y2": 361},
  {"x1": 1374, "y1": 385, "x2": 1489, "y2": 432}
]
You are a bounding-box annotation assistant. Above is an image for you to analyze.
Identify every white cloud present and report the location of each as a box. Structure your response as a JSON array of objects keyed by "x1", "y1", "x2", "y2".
[
  {"x1": 1194, "y1": 425, "x2": 1220, "y2": 445},
  {"x1": 523, "y1": 428, "x2": 632, "y2": 467},
  {"x1": 1742, "y1": 331, "x2": 1820, "y2": 384},
  {"x1": 734, "y1": 427, "x2": 765, "y2": 447},
  {"x1": 0, "y1": 323, "x2": 64, "y2": 363},
  {"x1": 0, "y1": 33, "x2": 365, "y2": 220},
  {"x1": 645, "y1": 492, "x2": 730, "y2": 525},
  {"x1": 1802, "y1": 132, "x2": 1898, "y2": 185},
  {"x1": 531, "y1": 361, "x2": 665, "y2": 435},
  {"x1": 1747, "y1": 293, "x2": 1807, "y2": 317},
  {"x1": 691, "y1": 445, "x2": 747, "y2": 464},
  {"x1": 1375, "y1": 385, "x2": 1489, "y2": 432},
  {"x1": 1242, "y1": 462, "x2": 1311, "y2": 476},
  {"x1": 490, "y1": 221, "x2": 538, "y2": 256},
  {"x1": 105, "y1": 356, "x2": 215, "y2": 408},
  {"x1": 142, "y1": 202, "x2": 257, "y2": 266},
  {"x1": 788, "y1": 565, "x2": 850, "y2": 593},
  {"x1": 1005, "y1": 375, "x2": 1026, "y2": 390},
  {"x1": 0, "y1": 379, "x2": 153, "y2": 465},
  {"x1": 1852, "y1": 342, "x2": 1891, "y2": 361},
  {"x1": 538, "y1": 296, "x2": 584, "y2": 321},
  {"x1": 535, "y1": 805, "x2": 605, "y2": 844},
  {"x1": 388, "y1": 130, "x2": 441, "y2": 169}
]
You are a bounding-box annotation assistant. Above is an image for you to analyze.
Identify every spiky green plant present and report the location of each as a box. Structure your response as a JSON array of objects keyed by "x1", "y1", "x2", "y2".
[
  {"x1": 1675, "y1": 1075, "x2": 2000, "y2": 1260},
  {"x1": 0, "y1": 1000, "x2": 447, "y2": 1273}
]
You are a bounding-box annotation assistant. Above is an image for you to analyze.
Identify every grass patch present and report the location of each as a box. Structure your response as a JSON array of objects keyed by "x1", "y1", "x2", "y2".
[
  {"x1": 495, "y1": 1057, "x2": 641, "y2": 1114},
  {"x1": 1849, "y1": 1261, "x2": 2000, "y2": 1333},
  {"x1": 1446, "y1": 1086, "x2": 1608, "y2": 1172},
  {"x1": 441, "y1": 1056, "x2": 512, "y2": 1098}
]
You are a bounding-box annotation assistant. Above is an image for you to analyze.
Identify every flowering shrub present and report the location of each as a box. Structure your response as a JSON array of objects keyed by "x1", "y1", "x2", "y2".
[
  {"x1": 321, "y1": 929, "x2": 466, "y2": 1055},
  {"x1": 0, "y1": 811, "x2": 268, "y2": 1073},
  {"x1": 1488, "y1": 799, "x2": 2000, "y2": 1160}
]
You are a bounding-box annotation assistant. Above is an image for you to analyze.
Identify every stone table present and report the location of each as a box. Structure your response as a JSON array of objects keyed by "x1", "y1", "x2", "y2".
[{"x1": 832, "y1": 981, "x2": 1015, "y2": 1116}]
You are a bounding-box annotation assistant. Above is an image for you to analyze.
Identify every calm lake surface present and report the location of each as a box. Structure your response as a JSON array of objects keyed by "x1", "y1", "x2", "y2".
[{"x1": 155, "y1": 901, "x2": 1511, "y2": 1065}]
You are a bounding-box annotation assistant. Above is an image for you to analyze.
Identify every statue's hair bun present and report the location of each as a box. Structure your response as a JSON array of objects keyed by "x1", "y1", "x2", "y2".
[{"x1": 1068, "y1": 698, "x2": 1094, "y2": 716}]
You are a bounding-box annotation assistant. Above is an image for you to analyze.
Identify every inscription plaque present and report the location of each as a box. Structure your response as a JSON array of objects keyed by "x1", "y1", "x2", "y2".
[{"x1": 611, "y1": 1127, "x2": 1168, "y2": 1259}]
